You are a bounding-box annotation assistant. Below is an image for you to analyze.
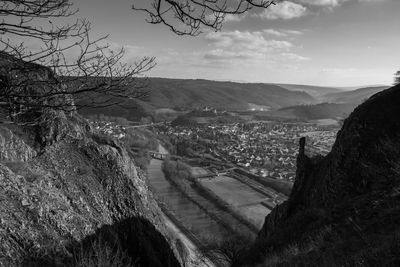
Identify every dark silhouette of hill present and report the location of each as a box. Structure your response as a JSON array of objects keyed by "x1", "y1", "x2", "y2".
[{"x1": 242, "y1": 84, "x2": 400, "y2": 266}]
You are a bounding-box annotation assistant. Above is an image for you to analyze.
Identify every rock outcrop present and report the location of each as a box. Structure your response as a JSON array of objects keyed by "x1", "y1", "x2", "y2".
[
  {"x1": 253, "y1": 84, "x2": 400, "y2": 266},
  {"x1": 0, "y1": 54, "x2": 182, "y2": 267},
  {"x1": 0, "y1": 127, "x2": 36, "y2": 161}
]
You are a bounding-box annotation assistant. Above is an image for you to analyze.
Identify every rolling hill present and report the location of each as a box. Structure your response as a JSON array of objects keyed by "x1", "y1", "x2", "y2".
[
  {"x1": 77, "y1": 77, "x2": 389, "y2": 123},
  {"x1": 276, "y1": 102, "x2": 356, "y2": 120},
  {"x1": 269, "y1": 86, "x2": 390, "y2": 121},
  {"x1": 275, "y1": 83, "x2": 344, "y2": 99},
  {"x1": 146, "y1": 78, "x2": 316, "y2": 110},
  {"x1": 321, "y1": 85, "x2": 389, "y2": 103},
  {"x1": 78, "y1": 78, "x2": 317, "y2": 121}
]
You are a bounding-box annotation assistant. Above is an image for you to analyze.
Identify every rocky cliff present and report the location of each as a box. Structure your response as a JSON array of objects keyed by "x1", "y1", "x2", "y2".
[
  {"x1": 250, "y1": 84, "x2": 400, "y2": 266},
  {"x1": 0, "y1": 54, "x2": 182, "y2": 267}
]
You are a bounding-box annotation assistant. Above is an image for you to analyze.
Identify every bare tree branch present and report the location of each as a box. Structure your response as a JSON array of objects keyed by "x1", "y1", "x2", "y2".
[
  {"x1": 132, "y1": 0, "x2": 276, "y2": 36},
  {"x1": 0, "y1": 0, "x2": 156, "y2": 123}
]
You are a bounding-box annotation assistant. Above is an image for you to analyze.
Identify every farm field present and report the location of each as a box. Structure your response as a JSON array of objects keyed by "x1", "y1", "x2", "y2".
[{"x1": 198, "y1": 175, "x2": 272, "y2": 229}]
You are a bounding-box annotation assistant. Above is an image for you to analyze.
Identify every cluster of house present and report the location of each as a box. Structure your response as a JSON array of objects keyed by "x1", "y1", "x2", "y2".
[
  {"x1": 89, "y1": 120, "x2": 127, "y2": 139},
  {"x1": 157, "y1": 122, "x2": 338, "y2": 182}
]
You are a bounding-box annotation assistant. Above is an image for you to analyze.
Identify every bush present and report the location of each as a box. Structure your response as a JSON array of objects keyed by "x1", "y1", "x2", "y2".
[
  {"x1": 22, "y1": 217, "x2": 181, "y2": 267},
  {"x1": 122, "y1": 128, "x2": 158, "y2": 170},
  {"x1": 73, "y1": 238, "x2": 137, "y2": 267},
  {"x1": 205, "y1": 235, "x2": 253, "y2": 267},
  {"x1": 162, "y1": 159, "x2": 192, "y2": 182}
]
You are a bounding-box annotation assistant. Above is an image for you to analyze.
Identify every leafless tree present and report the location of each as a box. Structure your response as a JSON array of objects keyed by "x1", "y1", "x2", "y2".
[
  {"x1": 0, "y1": 0, "x2": 155, "y2": 122},
  {"x1": 132, "y1": 0, "x2": 276, "y2": 36}
]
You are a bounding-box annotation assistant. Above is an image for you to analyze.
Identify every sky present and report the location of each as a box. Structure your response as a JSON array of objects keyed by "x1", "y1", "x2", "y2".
[{"x1": 69, "y1": 0, "x2": 400, "y2": 87}]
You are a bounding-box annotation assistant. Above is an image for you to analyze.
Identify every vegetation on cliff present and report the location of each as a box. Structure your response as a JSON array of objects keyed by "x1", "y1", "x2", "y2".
[
  {"x1": 0, "y1": 53, "x2": 182, "y2": 267},
  {"x1": 239, "y1": 84, "x2": 400, "y2": 267}
]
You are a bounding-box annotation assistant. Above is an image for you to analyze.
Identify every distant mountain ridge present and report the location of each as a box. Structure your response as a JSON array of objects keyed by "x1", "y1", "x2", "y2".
[
  {"x1": 277, "y1": 102, "x2": 356, "y2": 120},
  {"x1": 146, "y1": 78, "x2": 315, "y2": 110},
  {"x1": 271, "y1": 85, "x2": 390, "y2": 120},
  {"x1": 275, "y1": 83, "x2": 344, "y2": 99},
  {"x1": 78, "y1": 77, "x2": 389, "y2": 122},
  {"x1": 321, "y1": 85, "x2": 389, "y2": 103},
  {"x1": 79, "y1": 78, "x2": 317, "y2": 121}
]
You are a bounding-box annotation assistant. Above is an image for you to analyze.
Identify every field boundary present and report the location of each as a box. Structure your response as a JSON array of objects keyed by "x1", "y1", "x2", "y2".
[
  {"x1": 192, "y1": 179, "x2": 260, "y2": 233},
  {"x1": 158, "y1": 202, "x2": 226, "y2": 267},
  {"x1": 163, "y1": 167, "x2": 255, "y2": 238}
]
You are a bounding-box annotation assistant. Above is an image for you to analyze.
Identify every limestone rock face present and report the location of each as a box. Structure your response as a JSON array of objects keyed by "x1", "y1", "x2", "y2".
[
  {"x1": 0, "y1": 52, "x2": 75, "y2": 124},
  {"x1": 0, "y1": 127, "x2": 36, "y2": 161},
  {"x1": 290, "y1": 84, "x2": 400, "y2": 211},
  {"x1": 0, "y1": 125, "x2": 182, "y2": 266},
  {"x1": 255, "y1": 84, "x2": 400, "y2": 264},
  {"x1": 36, "y1": 109, "x2": 91, "y2": 147},
  {"x1": 0, "y1": 53, "x2": 182, "y2": 267}
]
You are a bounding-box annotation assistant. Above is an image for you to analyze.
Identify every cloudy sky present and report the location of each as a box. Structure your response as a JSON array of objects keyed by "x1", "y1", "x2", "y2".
[{"x1": 72, "y1": 0, "x2": 400, "y2": 87}]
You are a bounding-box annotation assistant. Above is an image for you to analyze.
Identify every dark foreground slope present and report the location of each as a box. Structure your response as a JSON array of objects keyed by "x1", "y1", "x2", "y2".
[
  {"x1": 243, "y1": 84, "x2": 400, "y2": 267},
  {"x1": 0, "y1": 55, "x2": 182, "y2": 267}
]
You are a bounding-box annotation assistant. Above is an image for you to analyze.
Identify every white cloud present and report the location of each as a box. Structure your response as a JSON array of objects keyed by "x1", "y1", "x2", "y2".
[
  {"x1": 203, "y1": 30, "x2": 310, "y2": 64},
  {"x1": 257, "y1": 1, "x2": 307, "y2": 20},
  {"x1": 263, "y1": 29, "x2": 304, "y2": 37},
  {"x1": 205, "y1": 31, "x2": 292, "y2": 52},
  {"x1": 151, "y1": 29, "x2": 310, "y2": 78},
  {"x1": 358, "y1": 0, "x2": 385, "y2": 2},
  {"x1": 204, "y1": 49, "x2": 263, "y2": 61},
  {"x1": 263, "y1": 29, "x2": 288, "y2": 37},
  {"x1": 223, "y1": 14, "x2": 247, "y2": 22},
  {"x1": 284, "y1": 30, "x2": 304, "y2": 35},
  {"x1": 204, "y1": 13, "x2": 247, "y2": 24},
  {"x1": 295, "y1": 0, "x2": 384, "y2": 7},
  {"x1": 321, "y1": 67, "x2": 357, "y2": 73},
  {"x1": 281, "y1": 53, "x2": 311, "y2": 61},
  {"x1": 107, "y1": 42, "x2": 146, "y2": 64},
  {"x1": 295, "y1": 0, "x2": 342, "y2": 6},
  {"x1": 253, "y1": 0, "x2": 385, "y2": 21}
]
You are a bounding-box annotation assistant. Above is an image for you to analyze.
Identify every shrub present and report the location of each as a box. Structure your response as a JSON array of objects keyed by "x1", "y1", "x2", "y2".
[
  {"x1": 205, "y1": 235, "x2": 253, "y2": 267},
  {"x1": 73, "y1": 238, "x2": 137, "y2": 267}
]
